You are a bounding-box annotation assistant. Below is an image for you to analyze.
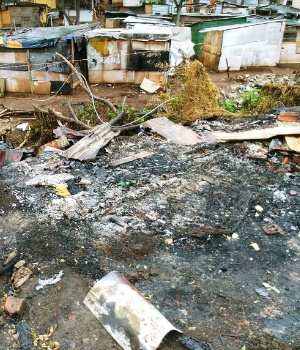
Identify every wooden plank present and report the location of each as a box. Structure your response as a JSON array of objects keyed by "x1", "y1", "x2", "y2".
[
  {"x1": 212, "y1": 126, "x2": 300, "y2": 141},
  {"x1": 109, "y1": 151, "x2": 154, "y2": 167},
  {"x1": 144, "y1": 117, "x2": 202, "y2": 145}
]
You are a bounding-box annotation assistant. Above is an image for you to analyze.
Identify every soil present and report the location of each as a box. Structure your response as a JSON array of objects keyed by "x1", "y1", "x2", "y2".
[{"x1": 0, "y1": 66, "x2": 300, "y2": 350}]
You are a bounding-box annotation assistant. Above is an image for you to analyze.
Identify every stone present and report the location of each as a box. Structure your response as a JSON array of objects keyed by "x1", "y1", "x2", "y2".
[{"x1": 4, "y1": 296, "x2": 27, "y2": 316}]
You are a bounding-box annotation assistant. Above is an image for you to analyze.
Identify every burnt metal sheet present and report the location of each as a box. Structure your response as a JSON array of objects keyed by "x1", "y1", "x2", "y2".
[
  {"x1": 127, "y1": 51, "x2": 169, "y2": 71},
  {"x1": 144, "y1": 117, "x2": 202, "y2": 145},
  {"x1": 0, "y1": 149, "x2": 23, "y2": 168},
  {"x1": 83, "y1": 271, "x2": 181, "y2": 350}
]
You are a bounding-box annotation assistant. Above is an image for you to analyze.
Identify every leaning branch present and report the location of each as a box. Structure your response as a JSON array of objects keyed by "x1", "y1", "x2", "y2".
[{"x1": 55, "y1": 52, "x2": 118, "y2": 115}]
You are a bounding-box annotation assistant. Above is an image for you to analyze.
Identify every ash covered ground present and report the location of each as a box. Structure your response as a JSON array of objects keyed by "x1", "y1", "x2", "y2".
[{"x1": 1, "y1": 111, "x2": 300, "y2": 349}]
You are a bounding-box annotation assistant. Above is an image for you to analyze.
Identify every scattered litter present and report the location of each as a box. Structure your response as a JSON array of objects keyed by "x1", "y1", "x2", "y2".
[
  {"x1": 262, "y1": 223, "x2": 284, "y2": 235},
  {"x1": 109, "y1": 151, "x2": 154, "y2": 167},
  {"x1": 16, "y1": 122, "x2": 30, "y2": 131},
  {"x1": 144, "y1": 117, "x2": 202, "y2": 145},
  {"x1": 0, "y1": 149, "x2": 23, "y2": 168},
  {"x1": 38, "y1": 135, "x2": 70, "y2": 155},
  {"x1": 255, "y1": 205, "x2": 264, "y2": 212},
  {"x1": 255, "y1": 287, "x2": 270, "y2": 297},
  {"x1": 83, "y1": 271, "x2": 181, "y2": 350},
  {"x1": 36, "y1": 270, "x2": 64, "y2": 291},
  {"x1": 12, "y1": 266, "x2": 33, "y2": 288},
  {"x1": 249, "y1": 243, "x2": 260, "y2": 251},
  {"x1": 262, "y1": 282, "x2": 280, "y2": 293},
  {"x1": 140, "y1": 78, "x2": 161, "y2": 93},
  {"x1": 3, "y1": 251, "x2": 18, "y2": 265},
  {"x1": 102, "y1": 214, "x2": 128, "y2": 228},
  {"x1": 289, "y1": 190, "x2": 298, "y2": 196},
  {"x1": 164, "y1": 238, "x2": 173, "y2": 244},
  {"x1": 25, "y1": 174, "x2": 74, "y2": 186},
  {"x1": 64, "y1": 123, "x2": 119, "y2": 161},
  {"x1": 54, "y1": 184, "x2": 71, "y2": 197},
  {"x1": 178, "y1": 336, "x2": 206, "y2": 350}
]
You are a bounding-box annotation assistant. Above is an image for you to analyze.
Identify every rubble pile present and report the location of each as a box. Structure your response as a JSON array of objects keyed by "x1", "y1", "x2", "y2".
[{"x1": 0, "y1": 107, "x2": 300, "y2": 349}]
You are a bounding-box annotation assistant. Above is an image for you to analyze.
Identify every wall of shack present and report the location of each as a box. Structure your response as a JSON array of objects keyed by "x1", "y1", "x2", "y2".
[
  {"x1": 279, "y1": 26, "x2": 300, "y2": 65},
  {"x1": 202, "y1": 21, "x2": 285, "y2": 71},
  {"x1": 87, "y1": 37, "x2": 169, "y2": 84},
  {"x1": 0, "y1": 40, "x2": 76, "y2": 94}
]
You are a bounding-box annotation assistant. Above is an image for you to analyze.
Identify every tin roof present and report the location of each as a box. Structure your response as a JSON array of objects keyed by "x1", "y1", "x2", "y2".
[{"x1": 0, "y1": 24, "x2": 99, "y2": 49}]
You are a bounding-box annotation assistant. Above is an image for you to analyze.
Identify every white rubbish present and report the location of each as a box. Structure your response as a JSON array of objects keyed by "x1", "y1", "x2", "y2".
[
  {"x1": 25, "y1": 174, "x2": 74, "y2": 186},
  {"x1": 36, "y1": 270, "x2": 64, "y2": 290},
  {"x1": 140, "y1": 78, "x2": 161, "y2": 93},
  {"x1": 16, "y1": 123, "x2": 30, "y2": 131}
]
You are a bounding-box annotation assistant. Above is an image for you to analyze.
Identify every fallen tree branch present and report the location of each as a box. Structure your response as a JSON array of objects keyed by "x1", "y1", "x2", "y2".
[
  {"x1": 109, "y1": 97, "x2": 127, "y2": 126},
  {"x1": 33, "y1": 105, "x2": 93, "y2": 130},
  {"x1": 55, "y1": 52, "x2": 118, "y2": 115}
]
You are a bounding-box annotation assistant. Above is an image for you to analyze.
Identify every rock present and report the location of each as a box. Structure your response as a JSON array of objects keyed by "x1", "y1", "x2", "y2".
[{"x1": 4, "y1": 296, "x2": 27, "y2": 317}]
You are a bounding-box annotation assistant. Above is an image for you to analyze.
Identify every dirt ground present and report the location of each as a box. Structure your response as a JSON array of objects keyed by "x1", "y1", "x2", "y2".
[{"x1": 0, "y1": 66, "x2": 300, "y2": 350}]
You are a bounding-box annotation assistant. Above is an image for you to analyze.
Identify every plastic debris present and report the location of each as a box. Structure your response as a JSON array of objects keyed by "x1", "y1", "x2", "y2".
[
  {"x1": 36, "y1": 270, "x2": 64, "y2": 291},
  {"x1": 262, "y1": 282, "x2": 280, "y2": 294},
  {"x1": 178, "y1": 336, "x2": 206, "y2": 350},
  {"x1": 255, "y1": 287, "x2": 270, "y2": 297},
  {"x1": 249, "y1": 243, "x2": 260, "y2": 251},
  {"x1": 54, "y1": 184, "x2": 70, "y2": 197}
]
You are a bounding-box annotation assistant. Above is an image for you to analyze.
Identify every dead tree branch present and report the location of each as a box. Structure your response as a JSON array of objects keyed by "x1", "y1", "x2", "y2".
[
  {"x1": 55, "y1": 52, "x2": 118, "y2": 115},
  {"x1": 33, "y1": 105, "x2": 93, "y2": 130}
]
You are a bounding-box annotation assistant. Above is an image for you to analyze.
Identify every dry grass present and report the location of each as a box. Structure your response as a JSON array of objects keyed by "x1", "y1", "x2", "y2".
[
  {"x1": 153, "y1": 61, "x2": 234, "y2": 124},
  {"x1": 254, "y1": 84, "x2": 300, "y2": 114}
]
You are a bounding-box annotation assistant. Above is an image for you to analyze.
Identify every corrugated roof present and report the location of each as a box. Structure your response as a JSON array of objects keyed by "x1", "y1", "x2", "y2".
[
  {"x1": 0, "y1": 24, "x2": 99, "y2": 49},
  {"x1": 199, "y1": 19, "x2": 285, "y2": 32}
]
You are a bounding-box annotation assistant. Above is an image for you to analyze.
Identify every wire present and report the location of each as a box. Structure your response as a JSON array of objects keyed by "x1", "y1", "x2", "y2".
[{"x1": 32, "y1": 73, "x2": 73, "y2": 101}]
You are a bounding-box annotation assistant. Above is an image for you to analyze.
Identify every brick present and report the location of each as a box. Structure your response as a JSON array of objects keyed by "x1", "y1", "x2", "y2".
[{"x1": 4, "y1": 296, "x2": 27, "y2": 316}]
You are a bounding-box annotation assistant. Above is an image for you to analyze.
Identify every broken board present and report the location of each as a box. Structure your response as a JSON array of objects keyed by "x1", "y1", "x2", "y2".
[
  {"x1": 144, "y1": 117, "x2": 202, "y2": 145},
  {"x1": 277, "y1": 119, "x2": 300, "y2": 153},
  {"x1": 109, "y1": 151, "x2": 154, "y2": 167},
  {"x1": 212, "y1": 126, "x2": 300, "y2": 141}
]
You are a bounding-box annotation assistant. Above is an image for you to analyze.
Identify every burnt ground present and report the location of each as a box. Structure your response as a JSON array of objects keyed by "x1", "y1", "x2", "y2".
[{"x1": 0, "y1": 67, "x2": 300, "y2": 350}]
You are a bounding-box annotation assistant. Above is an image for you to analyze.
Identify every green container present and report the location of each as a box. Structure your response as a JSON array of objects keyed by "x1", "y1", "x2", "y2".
[{"x1": 191, "y1": 16, "x2": 247, "y2": 59}]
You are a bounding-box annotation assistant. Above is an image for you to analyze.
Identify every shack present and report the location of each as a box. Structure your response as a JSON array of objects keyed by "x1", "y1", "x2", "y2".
[
  {"x1": 0, "y1": 24, "x2": 98, "y2": 94},
  {"x1": 0, "y1": 4, "x2": 49, "y2": 28},
  {"x1": 279, "y1": 20, "x2": 300, "y2": 67},
  {"x1": 85, "y1": 25, "x2": 194, "y2": 84},
  {"x1": 201, "y1": 20, "x2": 285, "y2": 71},
  {"x1": 85, "y1": 25, "x2": 172, "y2": 85},
  {"x1": 190, "y1": 16, "x2": 247, "y2": 58}
]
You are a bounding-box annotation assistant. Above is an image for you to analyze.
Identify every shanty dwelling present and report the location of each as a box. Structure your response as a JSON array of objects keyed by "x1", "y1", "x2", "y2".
[
  {"x1": 0, "y1": 4, "x2": 49, "y2": 28},
  {"x1": 201, "y1": 20, "x2": 285, "y2": 71},
  {"x1": 85, "y1": 25, "x2": 194, "y2": 85},
  {"x1": 190, "y1": 16, "x2": 247, "y2": 59},
  {"x1": 0, "y1": 24, "x2": 97, "y2": 95},
  {"x1": 279, "y1": 20, "x2": 300, "y2": 67}
]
